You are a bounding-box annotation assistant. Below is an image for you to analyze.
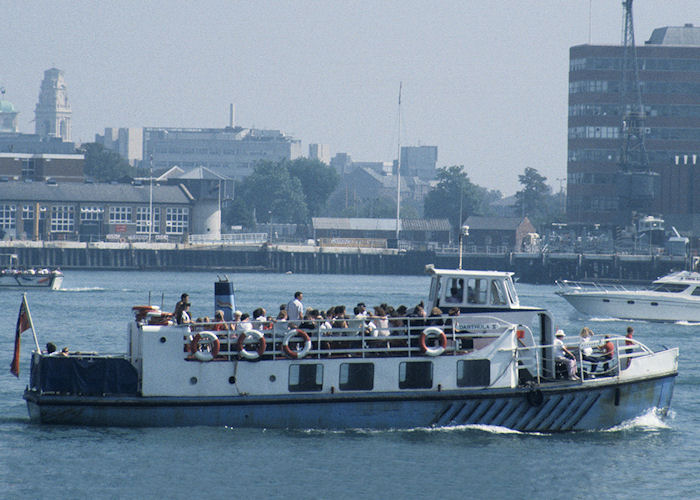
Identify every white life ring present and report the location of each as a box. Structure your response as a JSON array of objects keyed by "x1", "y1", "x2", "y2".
[
  {"x1": 420, "y1": 327, "x2": 447, "y2": 356},
  {"x1": 282, "y1": 329, "x2": 312, "y2": 359},
  {"x1": 237, "y1": 329, "x2": 266, "y2": 360},
  {"x1": 190, "y1": 331, "x2": 220, "y2": 362}
]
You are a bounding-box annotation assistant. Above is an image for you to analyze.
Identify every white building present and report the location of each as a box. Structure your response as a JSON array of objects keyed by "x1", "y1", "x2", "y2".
[
  {"x1": 143, "y1": 126, "x2": 302, "y2": 181},
  {"x1": 308, "y1": 143, "x2": 330, "y2": 164},
  {"x1": 34, "y1": 68, "x2": 72, "y2": 142},
  {"x1": 96, "y1": 128, "x2": 144, "y2": 166}
]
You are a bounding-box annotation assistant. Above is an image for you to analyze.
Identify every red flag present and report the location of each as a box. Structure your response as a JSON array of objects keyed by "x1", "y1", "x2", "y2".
[{"x1": 10, "y1": 296, "x2": 31, "y2": 377}]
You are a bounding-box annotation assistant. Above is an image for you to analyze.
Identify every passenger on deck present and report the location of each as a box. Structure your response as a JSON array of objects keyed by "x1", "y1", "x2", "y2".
[
  {"x1": 356, "y1": 302, "x2": 367, "y2": 319},
  {"x1": 554, "y1": 330, "x2": 579, "y2": 380},
  {"x1": 60, "y1": 347, "x2": 70, "y2": 357},
  {"x1": 236, "y1": 313, "x2": 253, "y2": 332},
  {"x1": 623, "y1": 326, "x2": 635, "y2": 369},
  {"x1": 578, "y1": 327, "x2": 598, "y2": 374},
  {"x1": 177, "y1": 302, "x2": 193, "y2": 325},
  {"x1": 286, "y1": 291, "x2": 304, "y2": 323},
  {"x1": 253, "y1": 307, "x2": 267, "y2": 330},
  {"x1": 212, "y1": 310, "x2": 230, "y2": 331},
  {"x1": 370, "y1": 306, "x2": 390, "y2": 337},
  {"x1": 332, "y1": 305, "x2": 348, "y2": 331},
  {"x1": 428, "y1": 307, "x2": 445, "y2": 327},
  {"x1": 599, "y1": 335, "x2": 615, "y2": 374},
  {"x1": 173, "y1": 293, "x2": 189, "y2": 320}
]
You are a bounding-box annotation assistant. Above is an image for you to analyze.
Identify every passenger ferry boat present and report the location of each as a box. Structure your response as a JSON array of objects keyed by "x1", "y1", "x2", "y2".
[
  {"x1": 23, "y1": 266, "x2": 678, "y2": 431},
  {"x1": 0, "y1": 254, "x2": 63, "y2": 290},
  {"x1": 556, "y1": 271, "x2": 700, "y2": 322}
]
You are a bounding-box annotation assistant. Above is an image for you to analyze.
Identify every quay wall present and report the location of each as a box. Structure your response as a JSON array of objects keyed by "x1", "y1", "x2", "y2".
[{"x1": 0, "y1": 242, "x2": 691, "y2": 284}]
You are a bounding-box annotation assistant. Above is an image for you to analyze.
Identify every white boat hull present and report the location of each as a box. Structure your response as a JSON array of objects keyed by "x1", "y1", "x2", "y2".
[
  {"x1": 0, "y1": 272, "x2": 62, "y2": 290},
  {"x1": 559, "y1": 292, "x2": 700, "y2": 322}
]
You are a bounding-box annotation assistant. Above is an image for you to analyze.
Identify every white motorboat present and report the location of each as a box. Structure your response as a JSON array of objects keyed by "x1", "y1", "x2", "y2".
[
  {"x1": 556, "y1": 271, "x2": 700, "y2": 322},
  {"x1": 0, "y1": 254, "x2": 63, "y2": 290}
]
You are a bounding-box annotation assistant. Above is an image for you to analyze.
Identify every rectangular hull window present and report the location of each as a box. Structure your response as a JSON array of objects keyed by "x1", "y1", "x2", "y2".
[
  {"x1": 339, "y1": 363, "x2": 374, "y2": 391},
  {"x1": 289, "y1": 364, "x2": 323, "y2": 392},
  {"x1": 457, "y1": 359, "x2": 491, "y2": 387},
  {"x1": 399, "y1": 361, "x2": 433, "y2": 389}
]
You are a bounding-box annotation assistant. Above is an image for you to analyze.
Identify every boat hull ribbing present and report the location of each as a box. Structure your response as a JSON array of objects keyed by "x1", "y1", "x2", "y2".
[{"x1": 24, "y1": 374, "x2": 675, "y2": 432}]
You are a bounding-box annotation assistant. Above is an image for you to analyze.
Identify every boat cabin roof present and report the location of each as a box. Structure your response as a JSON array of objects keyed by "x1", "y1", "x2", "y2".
[{"x1": 425, "y1": 264, "x2": 520, "y2": 311}]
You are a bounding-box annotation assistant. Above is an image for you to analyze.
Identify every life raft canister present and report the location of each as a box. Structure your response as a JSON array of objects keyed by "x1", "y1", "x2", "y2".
[
  {"x1": 282, "y1": 329, "x2": 312, "y2": 359},
  {"x1": 420, "y1": 327, "x2": 447, "y2": 356},
  {"x1": 237, "y1": 329, "x2": 267, "y2": 360},
  {"x1": 190, "y1": 331, "x2": 220, "y2": 362}
]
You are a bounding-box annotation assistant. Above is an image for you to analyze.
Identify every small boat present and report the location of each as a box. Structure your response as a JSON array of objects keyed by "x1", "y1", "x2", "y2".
[
  {"x1": 22, "y1": 266, "x2": 678, "y2": 431},
  {"x1": 0, "y1": 254, "x2": 63, "y2": 290},
  {"x1": 556, "y1": 271, "x2": 700, "y2": 322}
]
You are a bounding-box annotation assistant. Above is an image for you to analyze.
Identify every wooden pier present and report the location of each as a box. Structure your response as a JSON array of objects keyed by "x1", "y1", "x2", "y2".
[{"x1": 0, "y1": 242, "x2": 690, "y2": 284}]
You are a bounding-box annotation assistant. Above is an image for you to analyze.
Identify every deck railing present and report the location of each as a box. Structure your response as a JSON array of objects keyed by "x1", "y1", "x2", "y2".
[{"x1": 183, "y1": 316, "x2": 514, "y2": 361}]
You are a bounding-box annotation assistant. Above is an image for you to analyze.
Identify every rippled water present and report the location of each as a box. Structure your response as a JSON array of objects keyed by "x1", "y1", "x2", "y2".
[{"x1": 0, "y1": 271, "x2": 696, "y2": 498}]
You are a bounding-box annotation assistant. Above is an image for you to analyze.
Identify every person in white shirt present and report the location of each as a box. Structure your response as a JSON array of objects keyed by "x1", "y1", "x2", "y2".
[
  {"x1": 286, "y1": 291, "x2": 304, "y2": 323},
  {"x1": 554, "y1": 329, "x2": 579, "y2": 380}
]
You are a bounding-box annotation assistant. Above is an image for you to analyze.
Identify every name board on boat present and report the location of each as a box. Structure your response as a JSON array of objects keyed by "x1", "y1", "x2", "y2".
[{"x1": 454, "y1": 321, "x2": 503, "y2": 332}]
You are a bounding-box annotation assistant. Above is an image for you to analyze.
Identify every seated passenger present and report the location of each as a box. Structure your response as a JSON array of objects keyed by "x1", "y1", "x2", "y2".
[
  {"x1": 212, "y1": 310, "x2": 230, "y2": 331},
  {"x1": 554, "y1": 329, "x2": 579, "y2": 380}
]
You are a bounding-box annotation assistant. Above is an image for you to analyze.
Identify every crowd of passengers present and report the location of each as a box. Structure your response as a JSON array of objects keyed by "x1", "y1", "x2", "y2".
[{"x1": 171, "y1": 291, "x2": 463, "y2": 339}]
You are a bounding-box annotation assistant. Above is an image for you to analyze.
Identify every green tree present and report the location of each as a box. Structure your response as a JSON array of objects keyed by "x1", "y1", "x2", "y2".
[
  {"x1": 235, "y1": 161, "x2": 308, "y2": 224},
  {"x1": 515, "y1": 167, "x2": 554, "y2": 229},
  {"x1": 80, "y1": 142, "x2": 135, "y2": 182},
  {"x1": 287, "y1": 158, "x2": 339, "y2": 216},
  {"x1": 424, "y1": 166, "x2": 484, "y2": 232}
]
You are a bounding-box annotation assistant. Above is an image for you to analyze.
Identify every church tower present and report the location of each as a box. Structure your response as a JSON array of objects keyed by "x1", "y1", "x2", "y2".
[{"x1": 34, "y1": 68, "x2": 71, "y2": 141}]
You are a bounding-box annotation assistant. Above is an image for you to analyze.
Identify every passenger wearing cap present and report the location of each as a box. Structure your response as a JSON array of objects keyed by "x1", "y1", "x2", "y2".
[{"x1": 554, "y1": 329, "x2": 579, "y2": 380}]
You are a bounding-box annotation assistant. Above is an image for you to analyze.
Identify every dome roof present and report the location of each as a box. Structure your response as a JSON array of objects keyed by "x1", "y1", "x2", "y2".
[{"x1": 0, "y1": 100, "x2": 17, "y2": 113}]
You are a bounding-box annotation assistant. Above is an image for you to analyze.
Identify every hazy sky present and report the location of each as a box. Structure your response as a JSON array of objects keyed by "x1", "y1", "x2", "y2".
[{"x1": 2, "y1": 1, "x2": 698, "y2": 195}]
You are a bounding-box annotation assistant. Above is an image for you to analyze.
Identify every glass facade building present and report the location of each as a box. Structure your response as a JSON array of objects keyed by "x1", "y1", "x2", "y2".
[{"x1": 567, "y1": 24, "x2": 700, "y2": 227}]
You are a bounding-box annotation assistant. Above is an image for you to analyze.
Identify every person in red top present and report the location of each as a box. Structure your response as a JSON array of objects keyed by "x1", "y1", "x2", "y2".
[
  {"x1": 599, "y1": 335, "x2": 615, "y2": 374},
  {"x1": 623, "y1": 326, "x2": 634, "y2": 369}
]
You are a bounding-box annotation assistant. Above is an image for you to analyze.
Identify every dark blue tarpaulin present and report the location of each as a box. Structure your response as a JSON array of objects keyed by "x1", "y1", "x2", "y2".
[{"x1": 30, "y1": 356, "x2": 139, "y2": 395}]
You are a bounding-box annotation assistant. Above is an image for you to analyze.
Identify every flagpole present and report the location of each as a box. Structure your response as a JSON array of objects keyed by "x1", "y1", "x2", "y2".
[{"x1": 22, "y1": 293, "x2": 41, "y2": 353}]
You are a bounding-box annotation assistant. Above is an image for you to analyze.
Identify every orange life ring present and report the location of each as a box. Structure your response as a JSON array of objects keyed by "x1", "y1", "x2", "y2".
[
  {"x1": 282, "y1": 329, "x2": 312, "y2": 359},
  {"x1": 237, "y1": 329, "x2": 267, "y2": 360},
  {"x1": 420, "y1": 327, "x2": 447, "y2": 356},
  {"x1": 189, "y1": 331, "x2": 220, "y2": 361}
]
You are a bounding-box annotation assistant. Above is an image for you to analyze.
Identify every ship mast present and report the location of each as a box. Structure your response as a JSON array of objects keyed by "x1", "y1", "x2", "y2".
[{"x1": 395, "y1": 82, "x2": 402, "y2": 242}]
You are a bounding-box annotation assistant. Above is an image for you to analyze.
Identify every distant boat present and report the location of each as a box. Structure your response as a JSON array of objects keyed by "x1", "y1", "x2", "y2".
[
  {"x1": 556, "y1": 271, "x2": 700, "y2": 322},
  {"x1": 0, "y1": 254, "x2": 63, "y2": 290}
]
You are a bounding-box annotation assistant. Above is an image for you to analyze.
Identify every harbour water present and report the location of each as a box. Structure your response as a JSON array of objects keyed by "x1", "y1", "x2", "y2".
[{"x1": 1, "y1": 270, "x2": 698, "y2": 498}]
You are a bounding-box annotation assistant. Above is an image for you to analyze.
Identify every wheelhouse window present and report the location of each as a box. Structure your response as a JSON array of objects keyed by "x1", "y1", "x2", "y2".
[
  {"x1": 467, "y1": 278, "x2": 487, "y2": 304},
  {"x1": 490, "y1": 280, "x2": 507, "y2": 305},
  {"x1": 399, "y1": 361, "x2": 433, "y2": 389},
  {"x1": 136, "y1": 207, "x2": 160, "y2": 234},
  {"x1": 109, "y1": 206, "x2": 132, "y2": 224},
  {"x1": 166, "y1": 207, "x2": 189, "y2": 234},
  {"x1": 50, "y1": 206, "x2": 74, "y2": 232},
  {"x1": 339, "y1": 363, "x2": 374, "y2": 391},
  {"x1": 444, "y1": 278, "x2": 464, "y2": 304},
  {"x1": 457, "y1": 359, "x2": 491, "y2": 387},
  {"x1": 0, "y1": 204, "x2": 16, "y2": 229},
  {"x1": 289, "y1": 364, "x2": 323, "y2": 392},
  {"x1": 691, "y1": 287, "x2": 700, "y2": 296}
]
